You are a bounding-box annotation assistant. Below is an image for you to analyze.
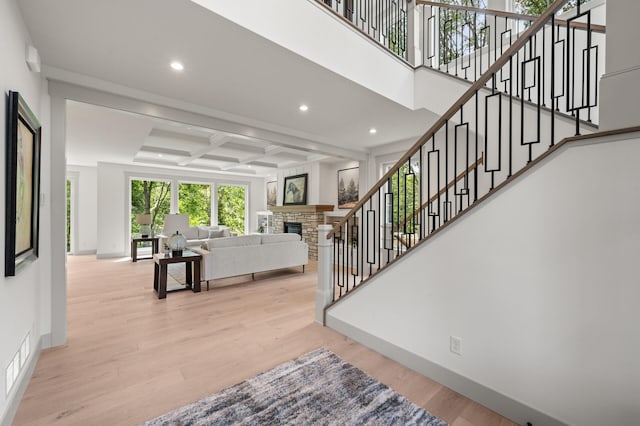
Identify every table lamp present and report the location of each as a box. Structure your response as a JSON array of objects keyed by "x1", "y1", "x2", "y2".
[{"x1": 136, "y1": 214, "x2": 152, "y2": 237}]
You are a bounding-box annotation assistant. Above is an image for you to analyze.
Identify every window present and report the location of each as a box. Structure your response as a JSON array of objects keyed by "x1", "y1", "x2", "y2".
[
  {"x1": 130, "y1": 179, "x2": 171, "y2": 234},
  {"x1": 178, "y1": 182, "x2": 211, "y2": 226},
  {"x1": 217, "y1": 184, "x2": 246, "y2": 236},
  {"x1": 383, "y1": 163, "x2": 421, "y2": 234}
]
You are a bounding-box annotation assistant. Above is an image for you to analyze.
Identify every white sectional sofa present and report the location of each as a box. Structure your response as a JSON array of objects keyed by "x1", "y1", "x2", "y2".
[
  {"x1": 191, "y1": 233, "x2": 308, "y2": 288},
  {"x1": 162, "y1": 214, "x2": 231, "y2": 248}
]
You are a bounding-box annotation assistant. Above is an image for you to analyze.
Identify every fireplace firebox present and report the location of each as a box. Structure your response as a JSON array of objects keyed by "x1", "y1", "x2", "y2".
[{"x1": 284, "y1": 221, "x2": 303, "y2": 237}]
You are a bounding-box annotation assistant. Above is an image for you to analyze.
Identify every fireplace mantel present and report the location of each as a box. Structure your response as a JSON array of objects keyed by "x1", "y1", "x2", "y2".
[{"x1": 270, "y1": 204, "x2": 334, "y2": 213}]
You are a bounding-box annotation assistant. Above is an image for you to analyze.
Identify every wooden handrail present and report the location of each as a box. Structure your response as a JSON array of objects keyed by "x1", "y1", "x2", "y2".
[
  {"x1": 394, "y1": 154, "x2": 484, "y2": 232},
  {"x1": 327, "y1": 0, "x2": 573, "y2": 240},
  {"x1": 416, "y1": 0, "x2": 606, "y2": 33}
]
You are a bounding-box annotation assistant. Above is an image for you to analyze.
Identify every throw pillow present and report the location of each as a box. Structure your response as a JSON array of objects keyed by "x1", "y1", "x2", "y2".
[
  {"x1": 183, "y1": 227, "x2": 199, "y2": 240},
  {"x1": 208, "y1": 230, "x2": 225, "y2": 239}
]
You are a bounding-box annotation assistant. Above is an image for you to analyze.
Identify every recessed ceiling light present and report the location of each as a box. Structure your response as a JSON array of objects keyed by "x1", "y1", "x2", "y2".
[
  {"x1": 158, "y1": 153, "x2": 163, "y2": 158},
  {"x1": 170, "y1": 61, "x2": 184, "y2": 71},
  {"x1": 247, "y1": 165, "x2": 252, "y2": 168},
  {"x1": 299, "y1": 104, "x2": 309, "y2": 112},
  {"x1": 369, "y1": 128, "x2": 377, "y2": 134}
]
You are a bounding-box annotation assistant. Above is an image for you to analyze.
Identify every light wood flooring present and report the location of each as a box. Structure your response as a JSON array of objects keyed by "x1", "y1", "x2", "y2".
[{"x1": 13, "y1": 255, "x2": 516, "y2": 426}]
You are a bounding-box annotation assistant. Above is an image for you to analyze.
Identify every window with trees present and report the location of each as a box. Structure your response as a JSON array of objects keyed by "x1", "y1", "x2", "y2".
[
  {"x1": 178, "y1": 182, "x2": 211, "y2": 226},
  {"x1": 384, "y1": 163, "x2": 421, "y2": 234},
  {"x1": 438, "y1": 0, "x2": 487, "y2": 65},
  {"x1": 130, "y1": 179, "x2": 171, "y2": 235},
  {"x1": 217, "y1": 184, "x2": 246, "y2": 236},
  {"x1": 512, "y1": 0, "x2": 588, "y2": 15}
]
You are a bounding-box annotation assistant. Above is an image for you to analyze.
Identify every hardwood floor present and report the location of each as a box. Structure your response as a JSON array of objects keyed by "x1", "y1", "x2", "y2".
[{"x1": 13, "y1": 255, "x2": 516, "y2": 426}]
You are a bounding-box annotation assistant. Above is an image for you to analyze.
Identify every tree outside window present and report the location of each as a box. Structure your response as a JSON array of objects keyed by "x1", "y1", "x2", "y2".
[
  {"x1": 217, "y1": 185, "x2": 246, "y2": 235},
  {"x1": 178, "y1": 182, "x2": 211, "y2": 226},
  {"x1": 512, "y1": 0, "x2": 588, "y2": 15},
  {"x1": 386, "y1": 163, "x2": 421, "y2": 235},
  {"x1": 130, "y1": 179, "x2": 171, "y2": 234}
]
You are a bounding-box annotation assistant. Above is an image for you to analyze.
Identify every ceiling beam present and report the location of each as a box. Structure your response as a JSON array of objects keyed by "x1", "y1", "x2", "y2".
[{"x1": 178, "y1": 134, "x2": 231, "y2": 166}]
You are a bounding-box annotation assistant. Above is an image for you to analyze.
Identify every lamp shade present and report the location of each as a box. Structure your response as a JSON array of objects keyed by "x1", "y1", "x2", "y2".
[{"x1": 135, "y1": 214, "x2": 152, "y2": 225}]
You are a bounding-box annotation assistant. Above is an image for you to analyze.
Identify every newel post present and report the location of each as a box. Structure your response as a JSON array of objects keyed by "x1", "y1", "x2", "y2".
[{"x1": 316, "y1": 225, "x2": 334, "y2": 324}]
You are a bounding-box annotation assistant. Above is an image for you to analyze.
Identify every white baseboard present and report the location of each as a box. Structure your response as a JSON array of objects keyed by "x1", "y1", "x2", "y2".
[
  {"x1": 71, "y1": 249, "x2": 97, "y2": 256},
  {"x1": 326, "y1": 316, "x2": 567, "y2": 426},
  {"x1": 0, "y1": 336, "x2": 42, "y2": 426},
  {"x1": 96, "y1": 252, "x2": 126, "y2": 259}
]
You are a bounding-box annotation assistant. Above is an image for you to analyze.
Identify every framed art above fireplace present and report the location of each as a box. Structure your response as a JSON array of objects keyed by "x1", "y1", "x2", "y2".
[{"x1": 283, "y1": 173, "x2": 308, "y2": 206}]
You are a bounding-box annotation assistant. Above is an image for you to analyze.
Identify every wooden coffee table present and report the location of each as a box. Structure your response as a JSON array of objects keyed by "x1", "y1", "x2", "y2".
[{"x1": 153, "y1": 250, "x2": 202, "y2": 299}]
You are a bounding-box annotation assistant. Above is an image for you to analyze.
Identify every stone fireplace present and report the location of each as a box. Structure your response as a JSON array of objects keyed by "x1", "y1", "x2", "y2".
[{"x1": 270, "y1": 205, "x2": 334, "y2": 260}]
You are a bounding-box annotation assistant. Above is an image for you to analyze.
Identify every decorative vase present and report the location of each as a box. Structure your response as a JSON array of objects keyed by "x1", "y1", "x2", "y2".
[
  {"x1": 140, "y1": 224, "x2": 151, "y2": 238},
  {"x1": 167, "y1": 231, "x2": 187, "y2": 257}
]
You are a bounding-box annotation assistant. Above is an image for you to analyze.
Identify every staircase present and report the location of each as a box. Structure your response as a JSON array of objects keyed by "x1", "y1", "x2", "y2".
[
  {"x1": 312, "y1": 2, "x2": 640, "y2": 425},
  {"x1": 318, "y1": 0, "x2": 605, "y2": 302}
]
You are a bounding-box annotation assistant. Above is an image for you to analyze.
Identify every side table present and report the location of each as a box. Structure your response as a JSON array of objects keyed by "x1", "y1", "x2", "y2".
[
  {"x1": 153, "y1": 250, "x2": 202, "y2": 299},
  {"x1": 131, "y1": 236, "x2": 159, "y2": 262}
]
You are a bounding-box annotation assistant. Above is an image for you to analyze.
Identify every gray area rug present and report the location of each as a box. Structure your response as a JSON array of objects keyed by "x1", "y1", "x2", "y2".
[{"x1": 143, "y1": 348, "x2": 447, "y2": 425}]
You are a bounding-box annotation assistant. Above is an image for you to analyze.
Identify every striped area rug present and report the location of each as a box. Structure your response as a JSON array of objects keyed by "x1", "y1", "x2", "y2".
[{"x1": 143, "y1": 348, "x2": 447, "y2": 425}]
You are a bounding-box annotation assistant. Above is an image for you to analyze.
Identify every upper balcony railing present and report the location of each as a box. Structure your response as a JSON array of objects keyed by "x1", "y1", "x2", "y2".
[
  {"x1": 418, "y1": 0, "x2": 605, "y2": 125},
  {"x1": 325, "y1": 0, "x2": 605, "y2": 302},
  {"x1": 316, "y1": 0, "x2": 410, "y2": 61},
  {"x1": 316, "y1": 0, "x2": 605, "y2": 125}
]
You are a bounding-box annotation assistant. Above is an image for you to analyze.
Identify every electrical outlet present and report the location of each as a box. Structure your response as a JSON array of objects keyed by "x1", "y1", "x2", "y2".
[{"x1": 450, "y1": 336, "x2": 462, "y2": 355}]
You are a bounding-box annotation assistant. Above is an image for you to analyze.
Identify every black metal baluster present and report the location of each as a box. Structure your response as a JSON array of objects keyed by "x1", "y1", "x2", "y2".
[
  {"x1": 444, "y1": 120, "x2": 449, "y2": 222},
  {"x1": 419, "y1": 146, "x2": 424, "y2": 241}
]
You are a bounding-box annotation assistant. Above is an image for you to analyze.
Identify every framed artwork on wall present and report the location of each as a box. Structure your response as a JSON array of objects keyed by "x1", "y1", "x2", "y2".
[
  {"x1": 266, "y1": 180, "x2": 277, "y2": 207},
  {"x1": 337, "y1": 167, "x2": 359, "y2": 209},
  {"x1": 5, "y1": 91, "x2": 42, "y2": 276},
  {"x1": 283, "y1": 173, "x2": 308, "y2": 206}
]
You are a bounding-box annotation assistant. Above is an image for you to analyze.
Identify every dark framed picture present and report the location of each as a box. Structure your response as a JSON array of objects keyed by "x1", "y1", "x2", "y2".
[
  {"x1": 5, "y1": 91, "x2": 42, "y2": 276},
  {"x1": 337, "y1": 167, "x2": 359, "y2": 209},
  {"x1": 283, "y1": 173, "x2": 308, "y2": 206},
  {"x1": 266, "y1": 180, "x2": 277, "y2": 207}
]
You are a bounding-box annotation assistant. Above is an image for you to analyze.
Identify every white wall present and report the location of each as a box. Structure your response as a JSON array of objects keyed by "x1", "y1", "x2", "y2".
[
  {"x1": 192, "y1": 0, "x2": 415, "y2": 109},
  {"x1": 327, "y1": 134, "x2": 640, "y2": 426},
  {"x1": 600, "y1": 0, "x2": 640, "y2": 130},
  {"x1": 96, "y1": 162, "x2": 264, "y2": 257},
  {"x1": 0, "y1": 0, "x2": 50, "y2": 423},
  {"x1": 67, "y1": 166, "x2": 97, "y2": 254},
  {"x1": 276, "y1": 163, "x2": 321, "y2": 206},
  {"x1": 319, "y1": 160, "x2": 360, "y2": 209}
]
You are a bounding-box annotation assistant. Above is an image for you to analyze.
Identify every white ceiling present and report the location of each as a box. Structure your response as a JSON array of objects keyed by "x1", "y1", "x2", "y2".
[{"x1": 19, "y1": 0, "x2": 437, "y2": 176}]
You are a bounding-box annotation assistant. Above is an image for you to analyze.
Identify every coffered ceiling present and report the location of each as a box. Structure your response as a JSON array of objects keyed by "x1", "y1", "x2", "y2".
[{"x1": 66, "y1": 100, "x2": 337, "y2": 176}]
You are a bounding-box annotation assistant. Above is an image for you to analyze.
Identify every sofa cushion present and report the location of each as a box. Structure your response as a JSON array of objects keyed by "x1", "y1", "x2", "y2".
[
  {"x1": 197, "y1": 226, "x2": 217, "y2": 239},
  {"x1": 183, "y1": 227, "x2": 200, "y2": 240},
  {"x1": 197, "y1": 225, "x2": 232, "y2": 239},
  {"x1": 207, "y1": 235, "x2": 261, "y2": 249},
  {"x1": 208, "y1": 229, "x2": 227, "y2": 239},
  {"x1": 261, "y1": 233, "x2": 301, "y2": 244}
]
